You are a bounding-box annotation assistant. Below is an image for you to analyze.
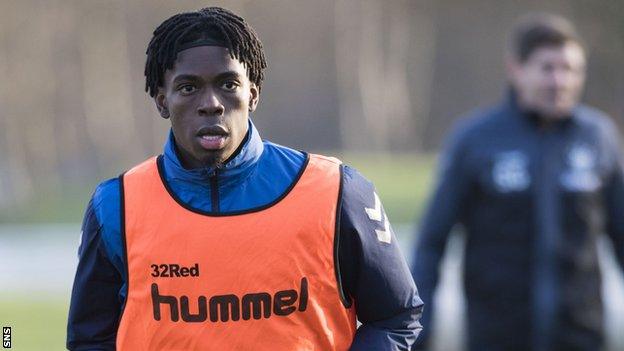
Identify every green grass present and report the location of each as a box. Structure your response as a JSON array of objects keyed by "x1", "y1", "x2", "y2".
[
  {"x1": 0, "y1": 295, "x2": 69, "y2": 351},
  {"x1": 1, "y1": 186, "x2": 91, "y2": 224},
  {"x1": 340, "y1": 153, "x2": 436, "y2": 224}
]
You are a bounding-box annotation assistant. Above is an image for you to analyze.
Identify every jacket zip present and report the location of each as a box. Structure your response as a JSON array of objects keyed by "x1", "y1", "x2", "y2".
[
  {"x1": 531, "y1": 129, "x2": 559, "y2": 351},
  {"x1": 210, "y1": 169, "x2": 220, "y2": 212}
]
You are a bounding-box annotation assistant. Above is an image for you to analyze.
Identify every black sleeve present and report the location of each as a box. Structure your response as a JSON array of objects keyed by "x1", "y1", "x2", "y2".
[
  {"x1": 603, "y1": 122, "x2": 624, "y2": 269},
  {"x1": 338, "y1": 165, "x2": 424, "y2": 351},
  {"x1": 66, "y1": 196, "x2": 122, "y2": 350},
  {"x1": 410, "y1": 123, "x2": 472, "y2": 349}
]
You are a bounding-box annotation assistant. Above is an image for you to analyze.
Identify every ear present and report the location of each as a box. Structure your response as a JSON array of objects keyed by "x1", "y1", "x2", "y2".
[
  {"x1": 154, "y1": 89, "x2": 170, "y2": 119},
  {"x1": 248, "y1": 83, "x2": 260, "y2": 113},
  {"x1": 505, "y1": 54, "x2": 521, "y2": 86}
]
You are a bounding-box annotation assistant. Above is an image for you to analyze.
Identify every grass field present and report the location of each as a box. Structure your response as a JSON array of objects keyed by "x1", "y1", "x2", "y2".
[
  {"x1": 0, "y1": 295, "x2": 70, "y2": 350},
  {"x1": 340, "y1": 153, "x2": 436, "y2": 223}
]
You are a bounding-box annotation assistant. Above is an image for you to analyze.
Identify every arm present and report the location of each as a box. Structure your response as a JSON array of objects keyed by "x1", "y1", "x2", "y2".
[
  {"x1": 603, "y1": 122, "x2": 624, "y2": 269},
  {"x1": 338, "y1": 165, "x2": 424, "y2": 351},
  {"x1": 67, "y1": 181, "x2": 124, "y2": 350},
  {"x1": 411, "y1": 123, "x2": 472, "y2": 349}
]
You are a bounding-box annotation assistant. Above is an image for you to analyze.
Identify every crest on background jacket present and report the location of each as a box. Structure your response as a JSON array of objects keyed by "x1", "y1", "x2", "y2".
[
  {"x1": 561, "y1": 144, "x2": 601, "y2": 192},
  {"x1": 492, "y1": 151, "x2": 531, "y2": 193}
]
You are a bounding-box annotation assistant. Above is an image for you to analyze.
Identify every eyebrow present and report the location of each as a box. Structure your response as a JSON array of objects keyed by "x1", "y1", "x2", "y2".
[
  {"x1": 172, "y1": 74, "x2": 200, "y2": 84},
  {"x1": 172, "y1": 71, "x2": 243, "y2": 84}
]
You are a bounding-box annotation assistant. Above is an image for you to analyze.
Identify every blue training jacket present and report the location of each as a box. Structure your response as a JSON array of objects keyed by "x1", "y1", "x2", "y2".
[
  {"x1": 67, "y1": 120, "x2": 423, "y2": 350},
  {"x1": 412, "y1": 93, "x2": 624, "y2": 351}
]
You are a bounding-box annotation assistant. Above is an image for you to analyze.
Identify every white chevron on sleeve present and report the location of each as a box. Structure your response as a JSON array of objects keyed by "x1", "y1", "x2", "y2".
[
  {"x1": 365, "y1": 192, "x2": 391, "y2": 244},
  {"x1": 365, "y1": 192, "x2": 382, "y2": 221},
  {"x1": 375, "y1": 217, "x2": 392, "y2": 244}
]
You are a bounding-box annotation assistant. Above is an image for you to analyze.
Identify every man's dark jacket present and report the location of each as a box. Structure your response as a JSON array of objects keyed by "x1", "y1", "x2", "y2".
[{"x1": 412, "y1": 93, "x2": 624, "y2": 351}]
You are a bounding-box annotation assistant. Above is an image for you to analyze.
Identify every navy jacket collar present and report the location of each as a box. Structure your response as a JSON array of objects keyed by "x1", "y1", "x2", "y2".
[
  {"x1": 504, "y1": 88, "x2": 576, "y2": 130},
  {"x1": 162, "y1": 119, "x2": 264, "y2": 187}
]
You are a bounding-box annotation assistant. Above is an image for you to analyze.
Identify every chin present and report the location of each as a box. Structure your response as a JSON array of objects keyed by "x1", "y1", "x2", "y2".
[
  {"x1": 554, "y1": 105, "x2": 576, "y2": 117},
  {"x1": 543, "y1": 108, "x2": 572, "y2": 119},
  {"x1": 192, "y1": 147, "x2": 224, "y2": 168},
  {"x1": 201, "y1": 153, "x2": 226, "y2": 169}
]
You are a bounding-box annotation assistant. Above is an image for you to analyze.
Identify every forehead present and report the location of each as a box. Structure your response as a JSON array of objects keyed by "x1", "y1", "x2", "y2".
[
  {"x1": 166, "y1": 46, "x2": 247, "y2": 80},
  {"x1": 526, "y1": 42, "x2": 586, "y2": 66}
]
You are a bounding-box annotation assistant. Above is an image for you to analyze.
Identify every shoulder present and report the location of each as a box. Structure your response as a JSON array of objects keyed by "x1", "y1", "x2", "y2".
[
  {"x1": 90, "y1": 177, "x2": 123, "y2": 262},
  {"x1": 92, "y1": 177, "x2": 120, "y2": 209},
  {"x1": 92, "y1": 178, "x2": 121, "y2": 223},
  {"x1": 244, "y1": 141, "x2": 307, "y2": 205},
  {"x1": 339, "y1": 165, "x2": 377, "y2": 213},
  {"x1": 261, "y1": 141, "x2": 306, "y2": 165},
  {"x1": 307, "y1": 153, "x2": 343, "y2": 178},
  {"x1": 575, "y1": 104, "x2": 612, "y2": 121},
  {"x1": 574, "y1": 106, "x2": 623, "y2": 168},
  {"x1": 257, "y1": 140, "x2": 307, "y2": 181},
  {"x1": 574, "y1": 104, "x2": 618, "y2": 136},
  {"x1": 444, "y1": 103, "x2": 505, "y2": 148},
  {"x1": 341, "y1": 165, "x2": 374, "y2": 191}
]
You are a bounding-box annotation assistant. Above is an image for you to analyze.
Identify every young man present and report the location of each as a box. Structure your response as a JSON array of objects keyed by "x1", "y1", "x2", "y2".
[
  {"x1": 67, "y1": 7, "x2": 422, "y2": 351},
  {"x1": 412, "y1": 14, "x2": 624, "y2": 351}
]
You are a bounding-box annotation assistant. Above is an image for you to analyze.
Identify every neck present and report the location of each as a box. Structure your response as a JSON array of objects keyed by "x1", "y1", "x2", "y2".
[{"x1": 508, "y1": 88, "x2": 572, "y2": 126}]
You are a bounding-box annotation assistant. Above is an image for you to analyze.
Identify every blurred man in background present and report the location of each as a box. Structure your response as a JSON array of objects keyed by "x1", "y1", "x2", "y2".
[
  {"x1": 67, "y1": 6, "x2": 422, "y2": 351},
  {"x1": 412, "y1": 13, "x2": 624, "y2": 351}
]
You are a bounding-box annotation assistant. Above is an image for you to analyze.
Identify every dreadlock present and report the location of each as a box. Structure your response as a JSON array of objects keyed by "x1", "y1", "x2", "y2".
[{"x1": 144, "y1": 7, "x2": 267, "y2": 97}]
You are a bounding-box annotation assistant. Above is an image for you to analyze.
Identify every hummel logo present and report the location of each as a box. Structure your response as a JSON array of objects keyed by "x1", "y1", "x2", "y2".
[
  {"x1": 376, "y1": 216, "x2": 391, "y2": 244},
  {"x1": 364, "y1": 192, "x2": 382, "y2": 221},
  {"x1": 364, "y1": 192, "x2": 392, "y2": 244}
]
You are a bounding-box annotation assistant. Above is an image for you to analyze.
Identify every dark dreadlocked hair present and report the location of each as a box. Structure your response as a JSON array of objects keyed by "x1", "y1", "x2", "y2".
[{"x1": 144, "y1": 7, "x2": 267, "y2": 97}]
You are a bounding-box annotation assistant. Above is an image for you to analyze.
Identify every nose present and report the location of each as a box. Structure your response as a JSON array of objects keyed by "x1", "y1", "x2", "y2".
[
  {"x1": 550, "y1": 66, "x2": 572, "y2": 90},
  {"x1": 197, "y1": 88, "x2": 224, "y2": 116},
  {"x1": 551, "y1": 71, "x2": 563, "y2": 88}
]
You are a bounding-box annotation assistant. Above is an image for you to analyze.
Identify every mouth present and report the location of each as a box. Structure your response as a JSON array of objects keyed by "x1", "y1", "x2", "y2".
[{"x1": 196, "y1": 125, "x2": 229, "y2": 150}]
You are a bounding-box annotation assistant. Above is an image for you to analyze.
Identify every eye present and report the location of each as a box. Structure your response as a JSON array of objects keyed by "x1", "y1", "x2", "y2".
[
  {"x1": 221, "y1": 80, "x2": 240, "y2": 92},
  {"x1": 178, "y1": 84, "x2": 197, "y2": 95},
  {"x1": 541, "y1": 63, "x2": 555, "y2": 74}
]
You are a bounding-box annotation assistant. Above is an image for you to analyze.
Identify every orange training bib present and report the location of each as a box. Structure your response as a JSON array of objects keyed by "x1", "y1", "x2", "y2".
[{"x1": 116, "y1": 154, "x2": 356, "y2": 350}]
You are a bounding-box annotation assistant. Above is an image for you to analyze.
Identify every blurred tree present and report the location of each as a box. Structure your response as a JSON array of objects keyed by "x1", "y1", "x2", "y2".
[
  {"x1": 0, "y1": 0, "x2": 622, "y2": 219},
  {"x1": 335, "y1": 0, "x2": 437, "y2": 152}
]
